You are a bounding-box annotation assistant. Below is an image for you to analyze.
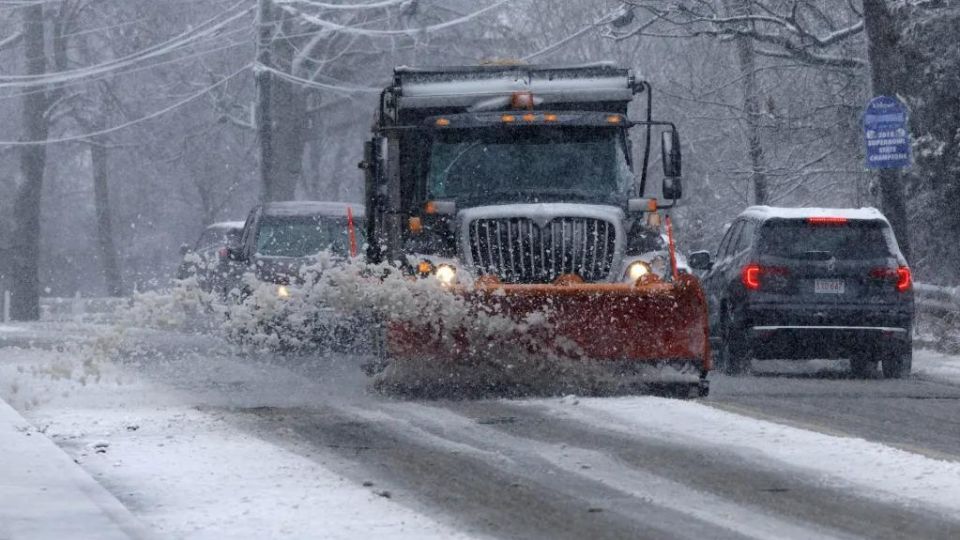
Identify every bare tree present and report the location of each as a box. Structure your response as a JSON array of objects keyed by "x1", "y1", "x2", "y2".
[{"x1": 10, "y1": 4, "x2": 48, "y2": 320}]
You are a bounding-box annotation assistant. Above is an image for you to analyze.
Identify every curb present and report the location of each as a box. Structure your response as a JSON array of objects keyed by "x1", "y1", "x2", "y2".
[{"x1": 0, "y1": 397, "x2": 156, "y2": 540}]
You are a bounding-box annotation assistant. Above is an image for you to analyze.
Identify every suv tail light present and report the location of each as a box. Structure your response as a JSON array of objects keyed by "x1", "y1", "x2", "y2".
[
  {"x1": 869, "y1": 266, "x2": 912, "y2": 292},
  {"x1": 807, "y1": 217, "x2": 849, "y2": 225},
  {"x1": 742, "y1": 264, "x2": 789, "y2": 291}
]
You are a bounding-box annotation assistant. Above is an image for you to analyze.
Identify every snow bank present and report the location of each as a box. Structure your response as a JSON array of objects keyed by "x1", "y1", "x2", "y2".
[{"x1": 914, "y1": 348, "x2": 960, "y2": 385}]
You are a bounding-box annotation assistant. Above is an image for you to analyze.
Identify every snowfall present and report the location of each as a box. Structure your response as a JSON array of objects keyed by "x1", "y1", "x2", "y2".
[{"x1": 2, "y1": 276, "x2": 960, "y2": 538}]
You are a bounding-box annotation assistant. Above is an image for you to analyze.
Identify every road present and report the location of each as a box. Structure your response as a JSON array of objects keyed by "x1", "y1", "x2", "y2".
[{"x1": 3, "y1": 324, "x2": 960, "y2": 539}]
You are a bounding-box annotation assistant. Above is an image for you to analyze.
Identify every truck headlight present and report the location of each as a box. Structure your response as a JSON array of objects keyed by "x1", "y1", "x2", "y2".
[
  {"x1": 626, "y1": 261, "x2": 652, "y2": 281},
  {"x1": 435, "y1": 264, "x2": 457, "y2": 286},
  {"x1": 277, "y1": 284, "x2": 291, "y2": 299}
]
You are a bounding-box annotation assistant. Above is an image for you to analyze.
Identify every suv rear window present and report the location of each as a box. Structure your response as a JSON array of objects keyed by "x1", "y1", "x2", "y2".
[{"x1": 757, "y1": 220, "x2": 892, "y2": 260}]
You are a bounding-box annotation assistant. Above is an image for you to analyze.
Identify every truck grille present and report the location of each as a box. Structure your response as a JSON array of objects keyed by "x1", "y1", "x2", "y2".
[{"x1": 468, "y1": 217, "x2": 617, "y2": 283}]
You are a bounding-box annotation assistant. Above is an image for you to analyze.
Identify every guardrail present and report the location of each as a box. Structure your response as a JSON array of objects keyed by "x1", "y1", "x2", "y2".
[
  {"x1": 38, "y1": 295, "x2": 131, "y2": 324},
  {"x1": 914, "y1": 283, "x2": 960, "y2": 353}
]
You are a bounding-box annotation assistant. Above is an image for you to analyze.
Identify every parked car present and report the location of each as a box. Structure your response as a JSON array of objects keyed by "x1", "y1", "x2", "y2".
[
  {"x1": 176, "y1": 221, "x2": 245, "y2": 294},
  {"x1": 688, "y1": 207, "x2": 913, "y2": 378},
  {"x1": 224, "y1": 201, "x2": 365, "y2": 299}
]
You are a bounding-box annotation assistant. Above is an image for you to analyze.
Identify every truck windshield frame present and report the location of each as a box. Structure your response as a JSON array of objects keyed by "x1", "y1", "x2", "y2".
[{"x1": 425, "y1": 125, "x2": 634, "y2": 206}]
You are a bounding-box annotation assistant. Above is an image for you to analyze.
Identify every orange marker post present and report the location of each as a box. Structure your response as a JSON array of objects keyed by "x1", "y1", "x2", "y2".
[
  {"x1": 666, "y1": 215, "x2": 679, "y2": 282},
  {"x1": 347, "y1": 206, "x2": 358, "y2": 258}
]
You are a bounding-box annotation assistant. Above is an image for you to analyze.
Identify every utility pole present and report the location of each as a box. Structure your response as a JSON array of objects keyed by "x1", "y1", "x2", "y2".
[
  {"x1": 862, "y1": 0, "x2": 911, "y2": 263},
  {"x1": 256, "y1": 0, "x2": 275, "y2": 202}
]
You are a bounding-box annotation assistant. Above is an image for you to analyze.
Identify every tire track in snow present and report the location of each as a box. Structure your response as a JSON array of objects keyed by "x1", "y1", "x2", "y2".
[
  {"x1": 356, "y1": 401, "x2": 856, "y2": 540},
  {"x1": 509, "y1": 396, "x2": 960, "y2": 521}
]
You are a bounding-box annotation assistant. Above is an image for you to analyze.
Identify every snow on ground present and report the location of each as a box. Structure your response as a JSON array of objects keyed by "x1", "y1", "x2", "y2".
[
  {"x1": 0, "y1": 338, "x2": 473, "y2": 540},
  {"x1": 523, "y1": 395, "x2": 960, "y2": 516},
  {"x1": 38, "y1": 406, "x2": 471, "y2": 540},
  {"x1": 914, "y1": 348, "x2": 960, "y2": 385},
  {"x1": 0, "y1": 398, "x2": 151, "y2": 540}
]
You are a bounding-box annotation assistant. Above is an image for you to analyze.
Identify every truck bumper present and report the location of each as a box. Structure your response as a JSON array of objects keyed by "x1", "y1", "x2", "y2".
[{"x1": 387, "y1": 273, "x2": 712, "y2": 373}]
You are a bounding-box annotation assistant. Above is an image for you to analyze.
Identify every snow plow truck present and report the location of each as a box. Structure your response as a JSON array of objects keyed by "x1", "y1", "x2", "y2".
[{"x1": 361, "y1": 63, "x2": 711, "y2": 396}]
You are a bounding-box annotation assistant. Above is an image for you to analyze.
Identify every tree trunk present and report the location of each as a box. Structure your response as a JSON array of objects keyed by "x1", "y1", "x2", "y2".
[
  {"x1": 723, "y1": 0, "x2": 768, "y2": 205},
  {"x1": 270, "y1": 73, "x2": 306, "y2": 201},
  {"x1": 862, "y1": 0, "x2": 911, "y2": 263},
  {"x1": 10, "y1": 4, "x2": 48, "y2": 321},
  {"x1": 90, "y1": 139, "x2": 123, "y2": 296}
]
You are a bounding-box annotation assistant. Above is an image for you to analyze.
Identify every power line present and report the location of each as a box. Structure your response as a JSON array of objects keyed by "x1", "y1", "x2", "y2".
[
  {"x1": 274, "y1": 0, "x2": 407, "y2": 10},
  {"x1": 0, "y1": 2, "x2": 254, "y2": 89},
  {"x1": 257, "y1": 63, "x2": 380, "y2": 93},
  {"x1": 0, "y1": 30, "x2": 253, "y2": 103},
  {"x1": 281, "y1": 0, "x2": 506, "y2": 37},
  {"x1": 0, "y1": 64, "x2": 251, "y2": 146}
]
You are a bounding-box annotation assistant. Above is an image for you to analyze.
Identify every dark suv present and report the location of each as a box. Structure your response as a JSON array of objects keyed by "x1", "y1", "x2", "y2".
[{"x1": 689, "y1": 207, "x2": 913, "y2": 378}]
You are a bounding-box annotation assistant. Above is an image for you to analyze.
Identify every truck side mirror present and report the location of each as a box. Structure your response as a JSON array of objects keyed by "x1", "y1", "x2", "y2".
[
  {"x1": 688, "y1": 250, "x2": 712, "y2": 271},
  {"x1": 226, "y1": 245, "x2": 246, "y2": 262},
  {"x1": 661, "y1": 130, "x2": 682, "y2": 179}
]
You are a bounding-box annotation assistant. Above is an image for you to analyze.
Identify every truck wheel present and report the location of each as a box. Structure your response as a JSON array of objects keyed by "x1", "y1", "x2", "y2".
[
  {"x1": 881, "y1": 347, "x2": 912, "y2": 379},
  {"x1": 850, "y1": 356, "x2": 877, "y2": 378}
]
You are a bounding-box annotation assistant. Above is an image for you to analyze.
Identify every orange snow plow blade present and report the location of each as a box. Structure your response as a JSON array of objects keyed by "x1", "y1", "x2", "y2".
[{"x1": 387, "y1": 273, "x2": 712, "y2": 374}]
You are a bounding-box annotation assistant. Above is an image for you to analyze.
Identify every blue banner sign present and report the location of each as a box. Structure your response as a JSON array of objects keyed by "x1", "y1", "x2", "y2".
[{"x1": 863, "y1": 96, "x2": 910, "y2": 170}]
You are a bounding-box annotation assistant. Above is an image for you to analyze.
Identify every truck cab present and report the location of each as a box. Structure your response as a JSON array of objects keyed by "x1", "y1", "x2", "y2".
[{"x1": 362, "y1": 63, "x2": 682, "y2": 284}]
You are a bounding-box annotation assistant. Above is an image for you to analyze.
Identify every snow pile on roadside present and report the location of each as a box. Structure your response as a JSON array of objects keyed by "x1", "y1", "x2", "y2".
[
  {"x1": 913, "y1": 349, "x2": 960, "y2": 385},
  {"x1": 0, "y1": 343, "x2": 132, "y2": 412}
]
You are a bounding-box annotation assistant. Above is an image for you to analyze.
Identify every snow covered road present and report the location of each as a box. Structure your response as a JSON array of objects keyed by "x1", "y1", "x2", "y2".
[{"x1": 2, "y1": 324, "x2": 960, "y2": 539}]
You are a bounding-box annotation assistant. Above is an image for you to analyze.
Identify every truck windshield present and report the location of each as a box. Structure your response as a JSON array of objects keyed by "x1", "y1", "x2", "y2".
[
  {"x1": 256, "y1": 216, "x2": 364, "y2": 258},
  {"x1": 427, "y1": 126, "x2": 633, "y2": 204}
]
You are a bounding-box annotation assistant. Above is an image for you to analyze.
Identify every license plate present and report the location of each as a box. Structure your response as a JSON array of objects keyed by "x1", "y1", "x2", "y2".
[{"x1": 814, "y1": 279, "x2": 845, "y2": 294}]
